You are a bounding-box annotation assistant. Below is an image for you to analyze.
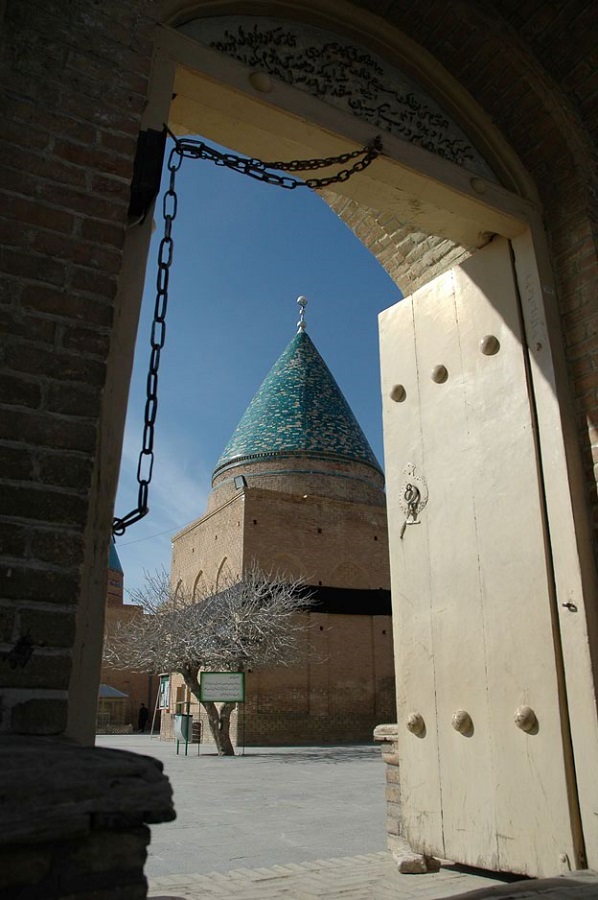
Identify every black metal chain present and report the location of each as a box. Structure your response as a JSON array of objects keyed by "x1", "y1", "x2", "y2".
[
  {"x1": 176, "y1": 134, "x2": 383, "y2": 190},
  {"x1": 112, "y1": 141, "x2": 183, "y2": 537},
  {"x1": 113, "y1": 131, "x2": 382, "y2": 536}
]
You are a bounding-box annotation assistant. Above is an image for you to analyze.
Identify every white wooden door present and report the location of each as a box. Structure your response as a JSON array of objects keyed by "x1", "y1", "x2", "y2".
[{"x1": 379, "y1": 237, "x2": 582, "y2": 877}]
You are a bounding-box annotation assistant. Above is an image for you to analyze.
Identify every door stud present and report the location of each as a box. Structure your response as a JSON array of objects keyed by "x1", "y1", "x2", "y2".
[
  {"x1": 406, "y1": 713, "x2": 425, "y2": 736},
  {"x1": 451, "y1": 709, "x2": 473, "y2": 735},
  {"x1": 480, "y1": 335, "x2": 500, "y2": 355},
  {"x1": 514, "y1": 706, "x2": 538, "y2": 733}
]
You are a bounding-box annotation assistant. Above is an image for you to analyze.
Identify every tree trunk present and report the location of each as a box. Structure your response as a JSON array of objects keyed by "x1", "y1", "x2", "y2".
[
  {"x1": 180, "y1": 669, "x2": 237, "y2": 756},
  {"x1": 202, "y1": 700, "x2": 236, "y2": 756}
]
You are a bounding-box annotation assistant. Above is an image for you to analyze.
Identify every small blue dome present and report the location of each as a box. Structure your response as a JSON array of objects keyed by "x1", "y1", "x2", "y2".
[
  {"x1": 214, "y1": 331, "x2": 382, "y2": 479},
  {"x1": 109, "y1": 541, "x2": 123, "y2": 574}
]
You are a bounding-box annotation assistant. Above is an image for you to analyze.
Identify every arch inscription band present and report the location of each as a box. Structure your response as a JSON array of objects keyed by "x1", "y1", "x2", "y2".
[{"x1": 178, "y1": 16, "x2": 496, "y2": 180}]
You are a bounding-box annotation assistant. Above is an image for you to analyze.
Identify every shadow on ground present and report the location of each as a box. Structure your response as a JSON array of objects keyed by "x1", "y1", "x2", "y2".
[
  {"x1": 445, "y1": 864, "x2": 527, "y2": 885},
  {"x1": 242, "y1": 745, "x2": 378, "y2": 763}
]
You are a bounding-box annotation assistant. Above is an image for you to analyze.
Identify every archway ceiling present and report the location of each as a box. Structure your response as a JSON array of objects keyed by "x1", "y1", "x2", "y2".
[
  {"x1": 162, "y1": 0, "x2": 597, "y2": 297},
  {"x1": 320, "y1": 190, "x2": 473, "y2": 294},
  {"x1": 168, "y1": 62, "x2": 522, "y2": 294},
  {"x1": 169, "y1": 85, "x2": 474, "y2": 294}
]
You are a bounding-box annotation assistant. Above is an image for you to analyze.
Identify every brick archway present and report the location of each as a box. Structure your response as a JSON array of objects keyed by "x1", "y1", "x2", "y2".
[
  {"x1": 2, "y1": 2, "x2": 597, "y2": 842},
  {"x1": 160, "y1": 0, "x2": 597, "y2": 534}
]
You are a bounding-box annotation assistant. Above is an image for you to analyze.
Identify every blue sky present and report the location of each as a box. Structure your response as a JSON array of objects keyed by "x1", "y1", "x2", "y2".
[{"x1": 114, "y1": 136, "x2": 403, "y2": 596}]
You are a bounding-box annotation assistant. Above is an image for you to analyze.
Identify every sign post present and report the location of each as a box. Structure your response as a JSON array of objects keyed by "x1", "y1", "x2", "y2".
[{"x1": 200, "y1": 672, "x2": 246, "y2": 755}]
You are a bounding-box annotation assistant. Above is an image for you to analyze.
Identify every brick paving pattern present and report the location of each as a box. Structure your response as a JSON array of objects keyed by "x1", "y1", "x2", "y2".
[{"x1": 148, "y1": 851, "x2": 510, "y2": 899}]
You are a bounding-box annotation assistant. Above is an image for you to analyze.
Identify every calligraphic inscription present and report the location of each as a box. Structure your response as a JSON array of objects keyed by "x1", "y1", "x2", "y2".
[
  {"x1": 179, "y1": 16, "x2": 496, "y2": 180},
  {"x1": 200, "y1": 671, "x2": 245, "y2": 702}
]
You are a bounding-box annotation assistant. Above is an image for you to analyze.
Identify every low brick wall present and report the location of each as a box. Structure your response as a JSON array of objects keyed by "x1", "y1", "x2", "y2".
[
  {"x1": 0, "y1": 737, "x2": 175, "y2": 899},
  {"x1": 160, "y1": 703, "x2": 390, "y2": 748},
  {"x1": 244, "y1": 712, "x2": 388, "y2": 745},
  {"x1": 373, "y1": 724, "x2": 401, "y2": 851}
]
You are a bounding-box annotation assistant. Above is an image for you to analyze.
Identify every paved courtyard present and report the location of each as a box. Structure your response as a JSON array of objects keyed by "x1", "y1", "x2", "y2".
[
  {"x1": 96, "y1": 735, "x2": 389, "y2": 876},
  {"x1": 146, "y1": 853, "x2": 529, "y2": 899},
  {"x1": 97, "y1": 735, "x2": 598, "y2": 899}
]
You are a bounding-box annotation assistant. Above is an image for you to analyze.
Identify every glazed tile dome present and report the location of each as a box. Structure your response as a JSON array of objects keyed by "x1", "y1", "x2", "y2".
[
  {"x1": 109, "y1": 540, "x2": 123, "y2": 573},
  {"x1": 213, "y1": 330, "x2": 383, "y2": 481}
]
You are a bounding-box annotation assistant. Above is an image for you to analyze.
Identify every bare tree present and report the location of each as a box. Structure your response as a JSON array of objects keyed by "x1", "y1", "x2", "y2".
[{"x1": 103, "y1": 567, "x2": 315, "y2": 755}]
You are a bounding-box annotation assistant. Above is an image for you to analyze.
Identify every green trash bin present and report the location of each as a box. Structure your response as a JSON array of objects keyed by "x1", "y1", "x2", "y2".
[{"x1": 174, "y1": 713, "x2": 192, "y2": 743}]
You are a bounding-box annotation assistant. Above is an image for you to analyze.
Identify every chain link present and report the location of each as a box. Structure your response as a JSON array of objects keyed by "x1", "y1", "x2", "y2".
[
  {"x1": 113, "y1": 132, "x2": 383, "y2": 536},
  {"x1": 176, "y1": 134, "x2": 382, "y2": 191},
  {"x1": 112, "y1": 142, "x2": 183, "y2": 536}
]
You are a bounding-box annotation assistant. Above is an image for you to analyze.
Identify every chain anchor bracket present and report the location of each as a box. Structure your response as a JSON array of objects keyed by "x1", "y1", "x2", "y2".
[{"x1": 112, "y1": 130, "x2": 383, "y2": 536}]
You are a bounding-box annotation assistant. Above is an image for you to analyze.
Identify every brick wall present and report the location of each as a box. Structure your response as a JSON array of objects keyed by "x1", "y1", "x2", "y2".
[
  {"x1": 211, "y1": 456, "x2": 386, "y2": 510},
  {"x1": 373, "y1": 724, "x2": 401, "y2": 850},
  {"x1": 243, "y1": 613, "x2": 396, "y2": 745},
  {"x1": 173, "y1": 485, "x2": 389, "y2": 593},
  {"x1": 99, "y1": 566, "x2": 158, "y2": 729},
  {"x1": 163, "y1": 612, "x2": 395, "y2": 747},
  {"x1": 0, "y1": 0, "x2": 156, "y2": 736},
  {"x1": 322, "y1": 192, "x2": 474, "y2": 296},
  {"x1": 168, "y1": 477, "x2": 394, "y2": 745},
  {"x1": 0, "y1": 736, "x2": 175, "y2": 898},
  {"x1": 242, "y1": 488, "x2": 390, "y2": 589},
  {"x1": 350, "y1": 0, "x2": 598, "y2": 560},
  {"x1": 1, "y1": 0, "x2": 597, "y2": 743},
  {"x1": 171, "y1": 492, "x2": 246, "y2": 590}
]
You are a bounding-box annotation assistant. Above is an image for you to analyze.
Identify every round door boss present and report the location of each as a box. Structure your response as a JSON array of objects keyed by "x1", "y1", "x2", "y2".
[
  {"x1": 405, "y1": 712, "x2": 425, "y2": 735},
  {"x1": 451, "y1": 709, "x2": 473, "y2": 735},
  {"x1": 514, "y1": 705, "x2": 538, "y2": 733}
]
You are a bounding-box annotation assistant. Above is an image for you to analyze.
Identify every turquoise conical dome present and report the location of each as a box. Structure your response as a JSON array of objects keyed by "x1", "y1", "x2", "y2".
[
  {"x1": 213, "y1": 330, "x2": 382, "y2": 480},
  {"x1": 109, "y1": 540, "x2": 123, "y2": 573}
]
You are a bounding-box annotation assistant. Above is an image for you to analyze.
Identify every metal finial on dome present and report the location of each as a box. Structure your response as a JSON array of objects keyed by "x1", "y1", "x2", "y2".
[{"x1": 297, "y1": 295, "x2": 308, "y2": 333}]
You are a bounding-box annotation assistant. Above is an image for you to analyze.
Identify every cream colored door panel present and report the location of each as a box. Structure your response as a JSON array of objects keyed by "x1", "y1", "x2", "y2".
[
  {"x1": 455, "y1": 245, "x2": 575, "y2": 873},
  {"x1": 380, "y1": 237, "x2": 579, "y2": 876},
  {"x1": 381, "y1": 298, "x2": 444, "y2": 857},
  {"x1": 413, "y1": 270, "x2": 498, "y2": 869}
]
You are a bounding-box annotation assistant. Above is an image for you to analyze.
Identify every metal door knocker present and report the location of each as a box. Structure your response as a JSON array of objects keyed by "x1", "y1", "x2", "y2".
[
  {"x1": 399, "y1": 463, "x2": 428, "y2": 538},
  {"x1": 404, "y1": 483, "x2": 421, "y2": 518}
]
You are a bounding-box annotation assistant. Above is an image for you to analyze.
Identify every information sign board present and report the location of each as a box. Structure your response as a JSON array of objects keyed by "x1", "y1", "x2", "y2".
[
  {"x1": 158, "y1": 674, "x2": 170, "y2": 709},
  {"x1": 200, "y1": 671, "x2": 245, "y2": 702}
]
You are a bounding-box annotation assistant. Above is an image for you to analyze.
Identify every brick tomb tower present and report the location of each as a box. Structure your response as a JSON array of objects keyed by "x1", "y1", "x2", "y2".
[
  {"x1": 99, "y1": 542, "x2": 158, "y2": 732},
  {"x1": 166, "y1": 299, "x2": 395, "y2": 746}
]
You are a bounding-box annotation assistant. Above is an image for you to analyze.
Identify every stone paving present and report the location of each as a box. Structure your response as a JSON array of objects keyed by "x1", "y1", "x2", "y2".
[
  {"x1": 97, "y1": 737, "x2": 598, "y2": 900},
  {"x1": 96, "y1": 736, "x2": 388, "y2": 877},
  {"x1": 148, "y1": 852, "x2": 598, "y2": 899},
  {"x1": 147, "y1": 851, "x2": 505, "y2": 899}
]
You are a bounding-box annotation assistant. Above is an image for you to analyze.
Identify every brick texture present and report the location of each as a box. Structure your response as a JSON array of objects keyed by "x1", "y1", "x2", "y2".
[
  {"x1": 0, "y1": 0, "x2": 156, "y2": 734},
  {"x1": 168, "y1": 472, "x2": 394, "y2": 745},
  {"x1": 1, "y1": 0, "x2": 597, "y2": 742},
  {"x1": 98, "y1": 564, "x2": 159, "y2": 730},
  {"x1": 351, "y1": 0, "x2": 598, "y2": 558}
]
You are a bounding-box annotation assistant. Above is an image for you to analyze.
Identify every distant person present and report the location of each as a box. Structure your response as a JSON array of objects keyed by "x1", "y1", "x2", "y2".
[{"x1": 138, "y1": 703, "x2": 149, "y2": 733}]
